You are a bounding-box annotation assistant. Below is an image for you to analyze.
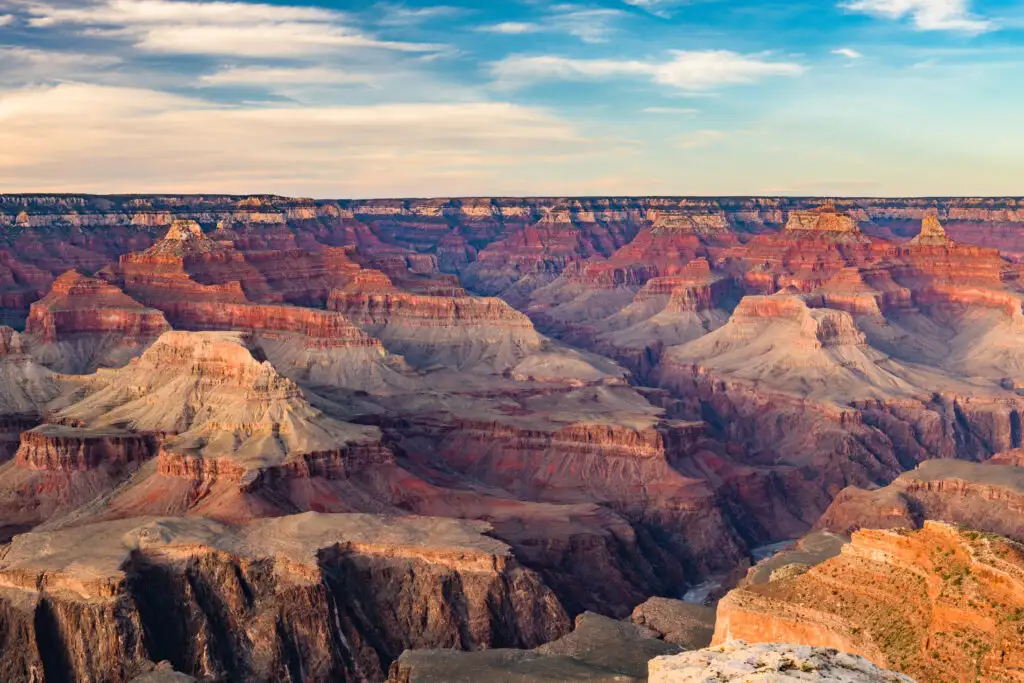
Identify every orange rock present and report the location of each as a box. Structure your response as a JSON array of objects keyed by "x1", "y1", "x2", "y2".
[
  {"x1": 714, "y1": 522, "x2": 1024, "y2": 683},
  {"x1": 25, "y1": 271, "x2": 170, "y2": 344}
]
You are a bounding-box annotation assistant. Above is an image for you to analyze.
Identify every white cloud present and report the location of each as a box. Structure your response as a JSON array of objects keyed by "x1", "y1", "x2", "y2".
[
  {"x1": 26, "y1": 0, "x2": 344, "y2": 27},
  {"x1": 478, "y1": 21, "x2": 542, "y2": 34},
  {"x1": 374, "y1": 4, "x2": 463, "y2": 27},
  {"x1": 832, "y1": 48, "x2": 863, "y2": 59},
  {"x1": 0, "y1": 47, "x2": 121, "y2": 68},
  {"x1": 0, "y1": 14, "x2": 13, "y2": 26},
  {"x1": 493, "y1": 50, "x2": 804, "y2": 92},
  {"x1": 841, "y1": 0, "x2": 994, "y2": 32},
  {"x1": 623, "y1": 0, "x2": 678, "y2": 19},
  {"x1": 0, "y1": 47, "x2": 122, "y2": 85},
  {"x1": 554, "y1": 7, "x2": 626, "y2": 43},
  {"x1": 24, "y1": 0, "x2": 442, "y2": 57},
  {"x1": 199, "y1": 66, "x2": 375, "y2": 86},
  {"x1": 478, "y1": 6, "x2": 626, "y2": 43},
  {"x1": 131, "y1": 23, "x2": 439, "y2": 57},
  {"x1": 0, "y1": 82, "x2": 589, "y2": 196}
]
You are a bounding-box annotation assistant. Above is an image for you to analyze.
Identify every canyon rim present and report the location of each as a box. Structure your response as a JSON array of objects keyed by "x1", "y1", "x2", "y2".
[{"x1": 3, "y1": 0, "x2": 1024, "y2": 679}]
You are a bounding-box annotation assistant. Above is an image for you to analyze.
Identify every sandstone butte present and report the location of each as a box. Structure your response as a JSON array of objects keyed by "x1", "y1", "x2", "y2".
[
  {"x1": 22, "y1": 270, "x2": 171, "y2": 373},
  {"x1": 3, "y1": 195, "x2": 1024, "y2": 681}
]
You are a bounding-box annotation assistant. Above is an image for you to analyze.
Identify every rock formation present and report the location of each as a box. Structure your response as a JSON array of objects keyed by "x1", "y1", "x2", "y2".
[
  {"x1": 388, "y1": 611, "x2": 680, "y2": 683},
  {"x1": 51, "y1": 330, "x2": 382, "y2": 478},
  {"x1": 909, "y1": 215, "x2": 951, "y2": 246},
  {"x1": 714, "y1": 522, "x2": 1024, "y2": 682},
  {"x1": 328, "y1": 286, "x2": 544, "y2": 372},
  {"x1": 649, "y1": 641, "x2": 913, "y2": 682},
  {"x1": 5, "y1": 193, "x2": 1024, "y2": 681},
  {"x1": 23, "y1": 271, "x2": 171, "y2": 373},
  {"x1": 784, "y1": 203, "x2": 863, "y2": 236},
  {"x1": 630, "y1": 598, "x2": 716, "y2": 650},
  {"x1": 129, "y1": 664, "x2": 197, "y2": 683},
  {"x1": 0, "y1": 513, "x2": 567, "y2": 683},
  {"x1": 0, "y1": 326, "x2": 61, "y2": 463},
  {"x1": 817, "y1": 458, "x2": 1024, "y2": 541}
]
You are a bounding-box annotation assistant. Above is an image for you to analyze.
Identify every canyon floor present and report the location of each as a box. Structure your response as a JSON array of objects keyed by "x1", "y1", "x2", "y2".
[{"x1": 1, "y1": 195, "x2": 1024, "y2": 681}]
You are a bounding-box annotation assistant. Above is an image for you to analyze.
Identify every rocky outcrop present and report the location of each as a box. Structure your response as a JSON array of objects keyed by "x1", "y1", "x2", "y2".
[
  {"x1": 816, "y1": 459, "x2": 1024, "y2": 541},
  {"x1": 117, "y1": 221, "x2": 380, "y2": 310},
  {"x1": 784, "y1": 204, "x2": 863, "y2": 236},
  {"x1": 388, "y1": 611, "x2": 680, "y2": 683},
  {"x1": 579, "y1": 218, "x2": 737, "y2": 290},
  {"x1": 909, "y1": 215, "x2": 950, "y2": 246},
  {"x1": 26, "y1": 271, "x2": 170, "y2": 342},
  {"x1": 328, "y1": 288, "x2": 543, "y2": 371},
  {"x1": 129, "y1": 664, "x2": 197, "y2": 683},
  {"x1": 714, "y1": 522, "x2": 1024, "y2": 682},
  {"x1": 0, "y1": 326, "x2": 61, "y2": 459},
  {"x1": 649, "y1": 642, "x2": 913, "y2": 682},
  {"x1": 0, "y1": 513, "x2": 569, "y2": 683},
  {"x1": 461, "y1": 218, "x2": 638, "y2": 299},
  {"x1": 0, "y1": 250, "x2": 54, "y2": 327},
  {"x1": 417, "y1": 414, "x2": 749, "y2": 593},
  {"x1": 23, "y1": 271, "x2": 171, "y2": 373},
  {"x1": 630, "y1": 598, "x2": 716, "y2": 650},
  {"x1": 50, "y1": 330, "x2": 384, "y2": 477},
  {"x1": 15, "y1": 425, "x2": 156, "y2": 472},
  {"x1": 153, "y1": 299, "x2": 377, "y2": 346}
]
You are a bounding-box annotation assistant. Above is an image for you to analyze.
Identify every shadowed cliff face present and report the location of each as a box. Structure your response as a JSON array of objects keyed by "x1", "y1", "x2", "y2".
[
  {"x1": 4, "y1": 196, "x2": 1024, "y2": 681},
  {"x1": 0, "y1": 514, "x2": 569, "y2": 683}
]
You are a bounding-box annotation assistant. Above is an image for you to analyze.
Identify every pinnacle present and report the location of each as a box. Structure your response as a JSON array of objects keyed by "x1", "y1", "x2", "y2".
[
  {"x1": 909, "y1": 215, "x2": 950, "y2": 245},
  {"x1": 165, "y1": 219, "x2": 205, "y2": 241}
]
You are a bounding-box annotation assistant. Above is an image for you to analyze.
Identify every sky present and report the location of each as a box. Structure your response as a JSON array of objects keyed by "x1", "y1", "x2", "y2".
[{"x1": 0, "y1": 0, "x2": 1023, "y2": 198}]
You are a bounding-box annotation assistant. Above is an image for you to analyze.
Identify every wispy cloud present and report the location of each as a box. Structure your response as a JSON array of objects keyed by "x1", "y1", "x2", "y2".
[
  {"x1": 477, "y1": 21, "x2": 543, "y2": 34},
  {"x1": 23, "y1": 0, "x2": 443, "y2": 58},
  {"x1": 841, "y1": 0, "x2": 994, "y2": 33},
  {"x1": 554, "y1": 7, "x2": 626, "y2": 43},
  {"x1": 374, "y1": 3, "x2": 464, "y2": 27},
  {"x1": 832, "y1": 48, "x2": 863, "y2": 59},
  {"x1": 0, "y1": 82, "x2": 589, "y2": 195},
  {"x1": 622, "y1": 0, "x2": 680, "y2": 19},
  {"x1": 0, "y1": 47, "x2": 122, "y2": 85},
  {"x1": 478, "y1": 5, "x2": 626, "y2": 43},
  {"x1": 0, "y1": 14, "x2": 13, "y2": 26},
  {"x1": 493, "y1": 50, "x2": 804, "y2": 92},
  {"x1": 199, "y1": 66, "x2": 376, "y2": 87}
]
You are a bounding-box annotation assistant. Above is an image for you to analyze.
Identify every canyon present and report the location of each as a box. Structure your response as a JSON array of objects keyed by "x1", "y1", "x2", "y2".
[{"x1": 1, "y1": 194, "x2": 1024, "y2": 681}]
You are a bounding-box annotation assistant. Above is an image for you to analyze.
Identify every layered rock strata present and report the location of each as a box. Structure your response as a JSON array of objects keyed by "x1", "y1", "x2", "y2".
[
  {"x1": 0, "y1": 327, "x2": 61, "y2": 460},
  {"x1": 328, "y1": 287, "x2": 543, "y2": 371},
  {"x1": 23, "y1": 271, "x2": 171, "y2": 373},
  {"x1": 49, "y1": 331, "x2": 383, "y2": 477},
  {"x1": 816, "y1": 458, "x2": 1024, "y2": 541},
  {"x1": 714, "y1": 522, "x2": 1024, "y2": 682},
  {"x1": 0, "y1": 513, "x2": 568, "y2": 683}
]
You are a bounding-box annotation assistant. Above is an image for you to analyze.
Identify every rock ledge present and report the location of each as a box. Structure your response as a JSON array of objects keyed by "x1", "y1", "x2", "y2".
[{"x1": 649, "y1": 641, "x2": 913, "y2": 682}]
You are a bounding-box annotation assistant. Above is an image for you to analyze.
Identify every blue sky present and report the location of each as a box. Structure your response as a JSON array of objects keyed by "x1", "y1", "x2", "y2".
[{"x1": 0, "y1": 0, "x2": 1022, "y2": 197}]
